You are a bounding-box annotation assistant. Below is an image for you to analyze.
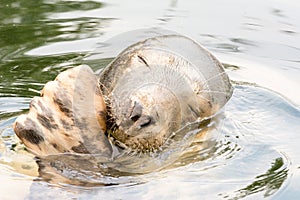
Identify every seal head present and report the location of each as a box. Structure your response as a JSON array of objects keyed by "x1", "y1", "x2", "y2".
[{"x1": 99, "y1": 35, "x2": 233, "y2": 153}]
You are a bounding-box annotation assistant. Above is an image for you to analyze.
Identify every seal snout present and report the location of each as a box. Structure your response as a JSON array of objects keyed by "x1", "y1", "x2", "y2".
[
  {"x1": 129, "y1": 101, "x2": 143, "y2": 121},
  {"x1": 135, "y1": 115, "x2": 153, "y2": 129},
  {"x1": 128, "y1": 101, "x2": 154, "y2": 129}
]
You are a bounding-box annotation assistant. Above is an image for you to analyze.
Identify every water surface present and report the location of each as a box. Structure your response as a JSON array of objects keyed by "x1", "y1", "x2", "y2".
[{"x1": 0, "y1": 0, "x2": 300, "y2": 199}]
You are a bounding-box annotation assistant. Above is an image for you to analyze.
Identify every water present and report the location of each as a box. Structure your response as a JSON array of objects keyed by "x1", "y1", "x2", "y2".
[{"x1": 1, "y1": 0, "x2": 300, "y2": 199}]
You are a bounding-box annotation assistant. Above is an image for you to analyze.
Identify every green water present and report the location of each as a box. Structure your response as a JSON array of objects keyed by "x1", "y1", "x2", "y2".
[{"x1": 1, "y1": 0, "x2": 300, "y2": 199}]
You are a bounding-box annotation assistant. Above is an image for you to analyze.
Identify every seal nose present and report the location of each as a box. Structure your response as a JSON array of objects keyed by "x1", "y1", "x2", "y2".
[
  {"x1": 129, "y1": 101, "x2": 143, "y2": 122},
  {"x1": 129, "y1": 101, "x2": 154, "y2": 129},
  {"x1": 136, "y1": 115, "x2": 152, "y2": 129}
]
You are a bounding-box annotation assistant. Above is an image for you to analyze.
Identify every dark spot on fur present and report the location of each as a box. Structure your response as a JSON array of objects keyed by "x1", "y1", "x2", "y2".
[
  {"x1": 60, "y1": 119, "x2": 73, "y2": 130},
  {"x1": 23, "y1": 129, "x2": 44, "y2": 144},
  {"x1": 51, "y1": 143, "x2": 58, "y2": 149},
  {"x1": 37, "y1": 100, "x2": 54, "y2": 118},
  {"x1": 74, "y1": 117, "x2": 88, "y2": 130},
  {"x1": 29, "y1": 98, "x2": 37, "y2": 109},
  {"x1": 16, "y1": 120, "x2": 44, "y2": 145},
  {"x1": 37, "y1": 114, "x2": 58, "y2": 130},
  {"x1": 63, "y1": 132, "x2": 70, "y2": 137},
  {"x1": 15, "y1": 118, "x2": 45, "y2": 144},
  {"x1": 37, "y1": 99, "x2": 46, "y2": 111},
  {"x1": 53, "y1": 96, "x2": 73, "y2": 118},
  {"x1": 137, "y1": 55, "x2": 149, "y2": 67},
  {"x1": 71, "y1": 142, "x2": 90, "y2": 154}
]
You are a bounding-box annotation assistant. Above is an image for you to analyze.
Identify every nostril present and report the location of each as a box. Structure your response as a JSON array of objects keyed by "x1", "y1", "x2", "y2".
[
  {"x1": 130, "y1": 114, "x2": 140, "y2": 122},
  {"x1": 137, "y1": 115, "x2": 152, "y2": 128},
  {"x1": 129, "y1": 101, "x2": 143, "y2": 122}
]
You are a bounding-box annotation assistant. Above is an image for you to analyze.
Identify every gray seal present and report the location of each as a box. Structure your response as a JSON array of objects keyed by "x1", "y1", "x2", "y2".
[
  {"x1": 99, "y1": 35, "x2": 232, "y2": 153},
  {"x1": 12, "y1": 33, "x2": 233, "y2": 185},
  {"x1": 13, "y1": 34, "x2": 232, "y2": 155}
]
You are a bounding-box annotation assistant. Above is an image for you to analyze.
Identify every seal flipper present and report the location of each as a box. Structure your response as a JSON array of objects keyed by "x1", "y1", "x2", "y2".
[{"x1": 13, "y1": 65, "x2": 112, "y2": 157}]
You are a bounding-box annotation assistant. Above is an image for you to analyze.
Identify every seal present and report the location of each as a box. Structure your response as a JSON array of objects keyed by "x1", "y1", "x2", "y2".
[
  {"x1": 99, "y1": 35, "x2": 232, "y2": 153},
  {"x1": 12, "y1": 33, "x2": 233, "y2": 186},
  {"x1": 13, "y1": 34, "x2": 232, "y2": 156}
]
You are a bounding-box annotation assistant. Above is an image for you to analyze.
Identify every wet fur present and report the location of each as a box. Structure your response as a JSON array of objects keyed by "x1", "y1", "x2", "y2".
[
  {"x1": 13, "y1": 65, "x2": 111, "y2": 156},
  {"x1": 12, "y1": 35, "x2": 233, "y2": 186},
  {"x1": 14, "y1": 36, "x2": 232, "y2": 155},
  {"x1": 99, "y1": 35, "x2": 232, "y2": 152}
]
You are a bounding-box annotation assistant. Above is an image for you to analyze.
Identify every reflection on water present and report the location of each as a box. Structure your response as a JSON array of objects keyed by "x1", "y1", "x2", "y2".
[
  {"x1": 0, "y1": 0, "x2": 108, "y2": 98},
  {"x1": 235, "y1": 157, "x2": 288, "y2": 199},
  {"x1": 1, "y1": 0, "x2": 300, "y2": 199}
]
